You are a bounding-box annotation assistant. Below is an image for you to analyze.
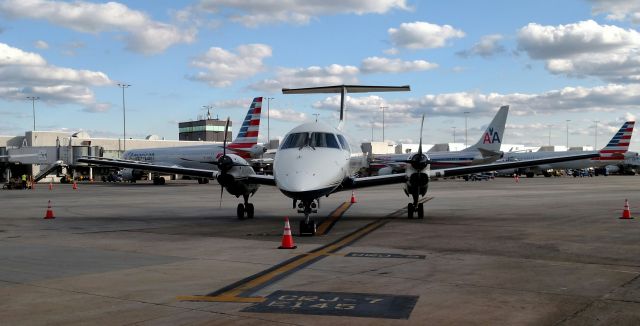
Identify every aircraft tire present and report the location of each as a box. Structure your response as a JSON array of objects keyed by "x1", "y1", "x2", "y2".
[
  {"x1": 417, "y1": 203, "x2": 424, "y2": 219},
  {"x1": 237, "y1": 203, "x2": 245, "y2": 219},
  {"x1": 246, "y1": 203, "x2": 254, "y2": 219},
  {"x1": 407, "y1": 203, "x2": 414, "y2": 219}
]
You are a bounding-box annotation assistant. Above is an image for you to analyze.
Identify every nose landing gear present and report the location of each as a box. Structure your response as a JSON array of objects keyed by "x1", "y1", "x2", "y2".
[{"x1": 297, "y1": 199, "x2": 319, "y2": 236}]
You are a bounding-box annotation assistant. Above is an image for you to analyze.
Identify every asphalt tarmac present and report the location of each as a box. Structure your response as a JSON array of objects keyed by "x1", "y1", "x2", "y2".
[{"x1": 1, "y1": 176, "x2": 639, "y2": 325}]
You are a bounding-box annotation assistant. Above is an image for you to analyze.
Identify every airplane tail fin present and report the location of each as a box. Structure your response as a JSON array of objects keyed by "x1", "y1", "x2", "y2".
[
  {"x1": 462, "y1": 105, "x2": 509, "y2": 152},
  {"x1": 229, "y1": 97, "x2": 262, "y2": 149},
  {"x1": 598, "y1": 121, "x2": 635, "y2": 159}
]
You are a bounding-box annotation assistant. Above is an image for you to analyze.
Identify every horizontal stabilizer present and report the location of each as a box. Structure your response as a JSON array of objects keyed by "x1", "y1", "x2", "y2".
[{"x1": 282, "y1": 85, "x2": 410, "y2": 94}]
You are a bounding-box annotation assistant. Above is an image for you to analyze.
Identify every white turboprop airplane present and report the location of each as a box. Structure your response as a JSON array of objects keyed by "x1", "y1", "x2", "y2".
[
  {"x1": 373, "y1": 105, "x2": 508, "y2": 174},
  {"x1": 79, "y1": 85, "x2": 599, "y2": 235},
  {"x1": 498, "y1": 121, "x2": 635, "y2": 177},
  {"x1": 85, "y1": 97, "x2": 265, "y2": 185}
]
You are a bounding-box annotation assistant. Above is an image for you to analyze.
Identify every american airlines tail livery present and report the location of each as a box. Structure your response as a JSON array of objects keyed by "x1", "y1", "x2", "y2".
[
  {"x1": 88, "y1": 97, "x2": 264, "y2": 185},
  {"x1": 501, "y1": 121, "x2": 635, "y2": 177}
]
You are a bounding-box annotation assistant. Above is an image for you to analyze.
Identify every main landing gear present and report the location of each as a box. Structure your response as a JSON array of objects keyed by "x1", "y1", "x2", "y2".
[
  {"x1": 152, "y1": 176, "x2": 165, "y2": 185},
  {"x1": 236, "y1": 193, "x2": 254, "y2": 219},
  {"x1": 296, "y1": 199, "x2": 318, "y2": 236},
  {"x1": 407, "y1": 193, "x2": 424, "y2": 219}
]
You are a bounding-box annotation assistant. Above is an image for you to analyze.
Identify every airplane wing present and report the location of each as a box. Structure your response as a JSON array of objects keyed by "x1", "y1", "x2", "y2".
[
  {"x1": 431, "y1": 152, "x2": 598, "y2": 178},
  {"x1": 247, "y1": 174, "x2": 276, "y2": 186},
  {"x1": 77, "y1": 157, "x2": 218, "y2": 179},
  {"x1": 341, "y1": 152, "x2": 599, "y2": 190}
]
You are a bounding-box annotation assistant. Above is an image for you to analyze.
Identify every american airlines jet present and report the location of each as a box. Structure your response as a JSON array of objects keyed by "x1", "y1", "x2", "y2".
[
  {"x1": 88, "y1": 97, "x2": 264, "y2": 185},
  {"x1": 500, "y1": 121, "x2": 635, "y2": 177},
  {"x1": 374, "y1": 105, "x2": 508, "y2": 174},
  {"x1": 80, "y1": 85, "x2": 598, "y2": 235}
]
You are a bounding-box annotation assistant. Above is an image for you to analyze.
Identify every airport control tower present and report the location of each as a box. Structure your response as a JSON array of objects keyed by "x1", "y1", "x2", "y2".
[{"x1": 178, "y1": 110, "x2": 231, "y2": 142}]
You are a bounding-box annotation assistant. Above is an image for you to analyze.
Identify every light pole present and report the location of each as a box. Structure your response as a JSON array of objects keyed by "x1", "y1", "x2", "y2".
[
  {"x1": 117, "y1": 83, "x2": 131, "y2": 151},
  {"x1": 565, "y1": 119, "x2": 571, "y2": 150},
  {"x1": 464, "y1": 111, "x2": 469, "y2": 148},
  {"x1": 380, "y1": 105, "x2": 387, "y2": 141},
  {"x1": 593, "y1": 120, "x2": 599, "y2": 149},
  {"x1": 266, "y1": 97, "x2": 274, "y2": 145},
  {"x1": 312, "y1": 113, "x2": 320, "y2": 122},
  {"x1": 548, "y1": 124, "x2": 552, "y2": 146},
  {"x1": 452, "y1": 126, "x2": 457, "y2": 143},
  {"x1": 26, "y1": 96, "x2": 39, "y2": 131}
]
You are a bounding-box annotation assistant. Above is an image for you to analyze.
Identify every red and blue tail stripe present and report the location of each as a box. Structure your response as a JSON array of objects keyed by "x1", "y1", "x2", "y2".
[
  {"x1": 229, "y1": 97, "x2": 262, "y2": 149},
  {"x1": 594, "y1": 121, "x2": 634, "y2": 161}
]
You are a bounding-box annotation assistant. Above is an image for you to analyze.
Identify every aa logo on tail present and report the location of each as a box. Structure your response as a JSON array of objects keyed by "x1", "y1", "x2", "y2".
[{"x1": 483, "y1": 127, "x2": 501, "y2": 144}]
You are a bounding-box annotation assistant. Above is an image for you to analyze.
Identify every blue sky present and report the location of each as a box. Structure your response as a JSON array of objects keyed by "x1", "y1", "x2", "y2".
[{"x1": 0, "y1": 0, "x2": 639, "y2": 151}]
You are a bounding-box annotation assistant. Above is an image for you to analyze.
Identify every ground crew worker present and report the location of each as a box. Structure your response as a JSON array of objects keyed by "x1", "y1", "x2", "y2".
[{"x1": 21, "y1": 174, "x2": 27, "y2": 189}]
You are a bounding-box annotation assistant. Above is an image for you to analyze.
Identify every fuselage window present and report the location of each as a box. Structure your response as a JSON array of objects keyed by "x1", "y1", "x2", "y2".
[{"x1": 337, "y1": 134, "x2": 350, "y2": 151}]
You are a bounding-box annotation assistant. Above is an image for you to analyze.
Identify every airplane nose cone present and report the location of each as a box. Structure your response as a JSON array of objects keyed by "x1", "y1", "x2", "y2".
[{"x1": 274, "y1": 149, "x2": 345, "y2": 199}]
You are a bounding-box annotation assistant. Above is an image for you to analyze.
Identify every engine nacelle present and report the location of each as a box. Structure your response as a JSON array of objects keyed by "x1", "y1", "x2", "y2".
[
  {"x1": 216, "y1": 153, "x2": 260, "y2": 198},
  {"x1": 249, "y1": 144, "x2": 267, "y2": 158},
  {"x1": 605, "y1": 165, "x2": 620, "y2": 174},
  {"x1": 403, "y1": 153, "x2": 430, "y2": 199},
  {"x1": 118, "y1": 168, "x2": 144, "y2": 181}
]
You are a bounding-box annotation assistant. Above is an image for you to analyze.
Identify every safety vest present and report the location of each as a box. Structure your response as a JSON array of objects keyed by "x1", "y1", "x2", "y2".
[{"x1": 21, "y1": 174, "x2": 27, "y2": 181}]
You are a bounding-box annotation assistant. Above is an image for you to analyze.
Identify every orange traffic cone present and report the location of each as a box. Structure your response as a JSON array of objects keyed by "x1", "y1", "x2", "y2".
[
  {"x1": 350, "y1": 191, "x2": 357, "y2": 203},
  {"x1": 278, "y1": 217, "x2": 297, "y2": 249},
  {"x1": 44, "y1": 200, "x2": 55, "y2": 219},
  {"x1": 620, "y1": 199, "x2": 633, "y2": 219},
  {"x1": 72, "y1": 181, "x2": 78, "y2": 190}
]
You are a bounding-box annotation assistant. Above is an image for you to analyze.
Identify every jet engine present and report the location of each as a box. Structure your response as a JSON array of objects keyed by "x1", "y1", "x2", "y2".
[{"x1": 118, "y1": 168, "x2": 144, "y2": 181}]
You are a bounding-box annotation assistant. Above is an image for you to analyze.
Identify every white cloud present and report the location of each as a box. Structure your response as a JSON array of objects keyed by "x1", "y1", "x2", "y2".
[
  {"x1": 311, "y1": 83, "x2": 640, "y2": 127},
  {"x1": 82, "y1": 103, "x2": 111, "y2": 113},
  {"x1": 188, "y1": 44, "x2": 272, "y2": 87},
  {"x1": 518, "y1": 20, "x2": 640, "y2": 83},
  {"x1": 269, "y1": 108, "x2": 307, "y2": 122},
  {"x1": 0, "y1": 0, "x2": 196, "y2": 55},
  {"x1": 457, "y1": 34, "x2": 505, "y2": 58},
  {"x1": 249, "y1": 64, "x2": 359, "y2": 92},
  {"x1": 383, "y1": 48, "x2": 399, "y2": 55},
  {"x1": 360, "y1": 56, "x2": 437, "y2": 73},
  {"x1": 0, "y1": 42, "x2": 112, "y2": 111},
  {"x1": 590, "y1": 0, "x2": 640, "y2": 23},
  {"x1": 388, "y1": 21, "x2": 465, "y2": 50},
  {"x1": 34, "y1": 40, "x2": 49, "y2": 49},
  {"x1": 518, "y1": 20, "x2": 640, "y2": 59},
  {"x1": 191, "y1": 0, "x2": 409, "y2": 27}
]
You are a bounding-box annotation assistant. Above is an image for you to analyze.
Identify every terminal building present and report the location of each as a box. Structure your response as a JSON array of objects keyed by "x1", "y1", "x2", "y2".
[{"x1": 0, "y1": 130, "x2": 226, "y2": 184}]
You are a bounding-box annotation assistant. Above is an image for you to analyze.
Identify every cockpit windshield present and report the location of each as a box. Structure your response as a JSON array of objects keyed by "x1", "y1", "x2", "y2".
[
  {"x1": 281, "y1": 132, "x2": 341, "y2": 150},
  {"x1": 280, "y1": 132, "x2": 309, "y2": 149}
]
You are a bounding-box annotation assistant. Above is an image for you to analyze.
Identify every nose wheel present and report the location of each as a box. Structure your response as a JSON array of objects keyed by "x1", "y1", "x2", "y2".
[
  {"x1": 297, "y1": 200, "x2": 318, "y2": 236},
  {"x1": 236, "y1": 194, "x2": 255, "y2": 219}
]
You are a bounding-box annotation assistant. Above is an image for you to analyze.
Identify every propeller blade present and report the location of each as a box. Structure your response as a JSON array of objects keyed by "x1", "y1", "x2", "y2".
[
  {"x1": 418, "y1": 113, "x2": 425, "y2": 156},
  {"x1": 222, "y1": 117, "x2": 230, "y2": 157},
  {"x1": 219, "y1": 183, "x2": 224, "y2": 208}
]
